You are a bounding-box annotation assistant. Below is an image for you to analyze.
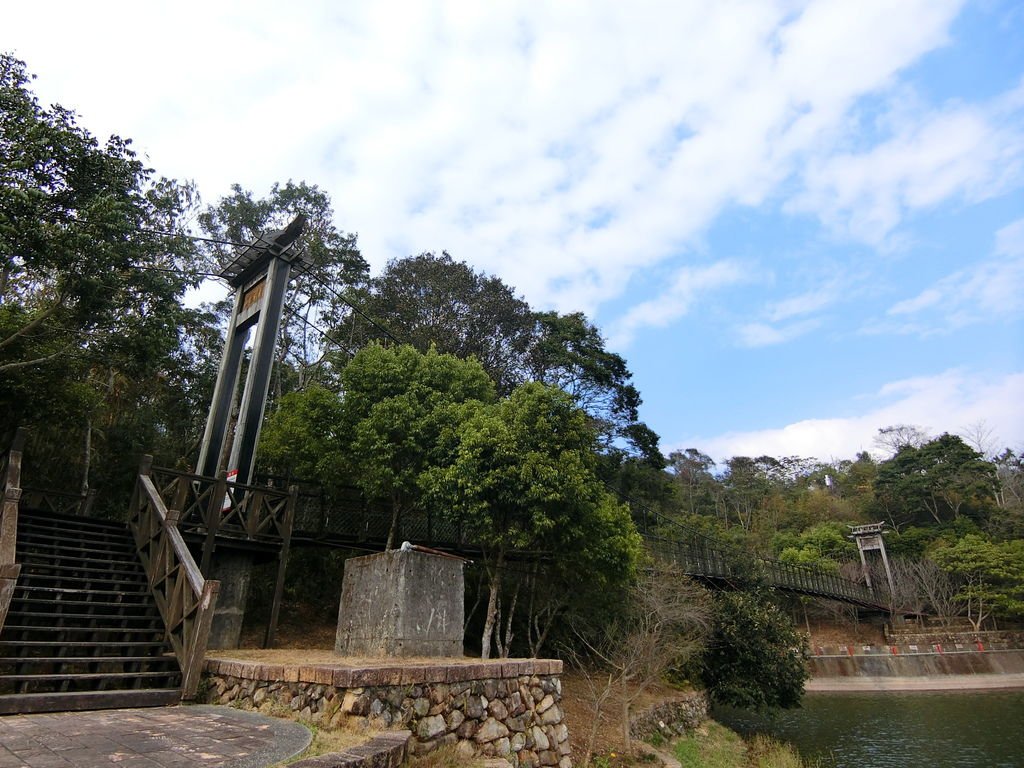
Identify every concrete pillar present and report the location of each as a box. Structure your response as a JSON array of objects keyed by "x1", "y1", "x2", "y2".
[
  {"x1": 335, "y1": 549, "x2": 464, "y2": 657},
  {"x1": 207, "y1": 551, "x2": 255, "y2": 649}
]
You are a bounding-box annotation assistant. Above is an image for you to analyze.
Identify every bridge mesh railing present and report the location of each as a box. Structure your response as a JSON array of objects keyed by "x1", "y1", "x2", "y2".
[
  {"x1": 628, "y1": 501, "x2": 881, "y2": 606},
  {"x1": 273, "y1": 477, "x2": 883, "y2": 607}
]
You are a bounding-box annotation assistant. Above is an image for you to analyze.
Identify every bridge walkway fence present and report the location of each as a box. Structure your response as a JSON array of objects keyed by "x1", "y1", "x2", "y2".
[
  {"x1": 623, "y1": 498, "x2": 888, "y2": 610},
  {"x1": 266, "y1": 479, "x2": 889, "y2": 609},
  {"x1": 16, "y1": 465, "x2": 889, "y2": 610}
]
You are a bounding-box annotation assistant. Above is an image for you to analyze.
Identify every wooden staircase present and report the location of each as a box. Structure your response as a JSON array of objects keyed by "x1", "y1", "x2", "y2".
[{"x1": 0, "y1": 509, "x2": 182, "y2": 714}]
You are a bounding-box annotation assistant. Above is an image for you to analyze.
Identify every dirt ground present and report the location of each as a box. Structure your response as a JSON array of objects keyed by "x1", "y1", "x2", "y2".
[
  {"x1": 805, "y1": 620, "x2": 885, "y2": 646},
  {"x1": 559, "y1": 670, "x2": 690, "y2": 761}
]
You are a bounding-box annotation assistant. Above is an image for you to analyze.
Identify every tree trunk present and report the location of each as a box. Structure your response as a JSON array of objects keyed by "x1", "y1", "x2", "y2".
[
  {"x1": 481, "y1": 548, "x2": 505, "y2": 659},
  {"x1": 581, "y1": 673, "x2": 614, "y2": 768},
  {"x1": 80, "y1": 416, "x2": 92, "y2": 496},
  {"x1": 498, "y1": 579, "x2": 519, "y2": 658},
  {"x1": 621, "y1": 695, "x2": 632, "y2": 753},
  {"x1": 385, "y1": 496, "x2": 400, "y2": 551},
  {"x1": 464, "y1": 568, "x2": 487, "y2": 635}
]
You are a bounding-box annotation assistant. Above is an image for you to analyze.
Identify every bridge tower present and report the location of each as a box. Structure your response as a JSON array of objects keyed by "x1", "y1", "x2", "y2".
[
  {"x1": 197, "y1": 215, "x2": 310, "y2": 485},
  {"x1": 849, "y1": 522, "x2": 895, "y2": 599},
  {"x1": 195, "y1": 215, "x2": 310, "y2": 649}
]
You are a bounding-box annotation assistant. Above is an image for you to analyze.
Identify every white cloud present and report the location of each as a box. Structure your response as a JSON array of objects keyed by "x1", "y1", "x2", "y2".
[
  {"x1": 766, "y1": 285, "x2": 841, "y2": 322},
  {"x1": 874, "y1": 216, "x2": 1024, "y2": 335},
  {"x1": 2, "y1": 0, "x2": 977, "y2": 317},
  {"x1": 789, "y1": 81, "x2": 1024, "y2": 246},
  {"x1": 681, "y1": 369, "x2": 1024, "y2": 461},
  {"x1": 732, "y1": 276, "x2": 849, "y2": 347},
  {"x1": 608, "y1": 260, "x2": 749, "y2": 348},
  {"x1": 737, "y1": 317, "x2": 821, "y2": 348}
]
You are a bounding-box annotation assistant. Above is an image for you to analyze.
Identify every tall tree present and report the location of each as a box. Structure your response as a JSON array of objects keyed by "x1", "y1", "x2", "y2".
[
  {"x1": 669, "y1": 448, "x2": 721, "y2": 518},
  {"x1": 340, "y1": 252, "x2": 535, "y2": 395},
  {"x1": 335, "y1": 344, "x2": 495, "y2": 550},
  {"x1": 528, "y1": 311, "x2": 662, "y2": 465},
  {"x1": 427, "y1": 382, "x2": 641, "y2": 658},
  {"x1": 335, "y1": 253, "x2": 663, "y2": 464},
  {"x1": 875, "y1": 434, "x2": 996, "y2": 527},
  {"x1": 933, "y1": 534, "x2": 1024, "y2": 631},
  {"x1": 1, "y1": 54, "x2": 207, "y2": 504}
]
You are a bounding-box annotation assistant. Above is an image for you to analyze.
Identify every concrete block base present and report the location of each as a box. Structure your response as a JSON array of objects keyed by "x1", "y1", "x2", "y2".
[{"x1": 335, "y1": 549, "x2": 463, "y2": 657}]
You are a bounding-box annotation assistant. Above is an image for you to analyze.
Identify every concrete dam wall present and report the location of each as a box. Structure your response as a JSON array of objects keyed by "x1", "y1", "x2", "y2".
[{"x1": 809, "y1": 649, "x2": 1024, "y2": 679}]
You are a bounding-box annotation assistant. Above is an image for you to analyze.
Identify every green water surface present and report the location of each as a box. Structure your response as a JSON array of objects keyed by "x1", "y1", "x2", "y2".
[{"x1": 713, "y1": 690, "x2": 1024, "y2": 767}]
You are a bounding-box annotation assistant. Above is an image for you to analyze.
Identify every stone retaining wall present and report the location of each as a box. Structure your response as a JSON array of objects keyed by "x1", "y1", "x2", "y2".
[
  {"x1": 628, "y1": 692, "x2": 708, "y2": 740},
  {"x1": 812, "y1": 640, "x2": 1021, "y2": 656},
  {"x1": 882, "y1": 628, "x2": 1024, "y2": 648},
  {"x1": 202, "y1": 658, "x2": 570, "y2": 768}
]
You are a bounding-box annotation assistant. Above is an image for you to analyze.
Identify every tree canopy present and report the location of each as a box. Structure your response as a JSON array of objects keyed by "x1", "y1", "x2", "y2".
[
  {"x1": 698, "y1": 589, "x2": 809, "y2": 710},
  {"x1": 333, "y1": 251, "x2": 662, "y2": 465}
]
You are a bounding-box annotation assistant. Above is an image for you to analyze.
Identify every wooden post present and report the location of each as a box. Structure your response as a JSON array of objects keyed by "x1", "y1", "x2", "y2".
[
  {"x1": 201, "y1": 471, "x2": 227, "y2": 574},
  {"x1": 167, "y1": 474, "x2": 189, "y2": 527},
  {"x1": 246, "y1": 488, "x2": 264, "y2": 538},
  {"x1": 264, "y1": 485, "x2": 297, "y2": 649},
  {"x1": 181, "y1": 579, "x2": 220, "y2": 699},
  {"x1": 1, "y1": 429, "x2": 26, "y2": 566}
]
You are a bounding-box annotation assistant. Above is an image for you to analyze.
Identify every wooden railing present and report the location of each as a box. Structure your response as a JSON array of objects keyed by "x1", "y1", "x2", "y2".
[
  {"x1": 128, "y1": 457, "x2": 219, "y2": 699},
  {"x1": 148, "y1": 467, "x2": 295, "y2": 566},
  {"x1": 0, "y1": 429, "x2": 25, "y2": 633},
  {"x1": 19, "y1": 486, "x2": 95, "y2": 517},
  {"x1": 147, "y1": 466, "x2": 295, "y2": 647}
]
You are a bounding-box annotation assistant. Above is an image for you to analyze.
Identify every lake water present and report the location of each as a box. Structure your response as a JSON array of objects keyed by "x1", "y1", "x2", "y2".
[{"x1": 713, "y1": 690, "x2": 1024, "y2": 767}]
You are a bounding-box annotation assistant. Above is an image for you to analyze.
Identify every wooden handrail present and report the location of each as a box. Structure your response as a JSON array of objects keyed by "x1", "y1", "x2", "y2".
[{"x1": 129, "y1": 457, "x2": 219, "y2": 700}]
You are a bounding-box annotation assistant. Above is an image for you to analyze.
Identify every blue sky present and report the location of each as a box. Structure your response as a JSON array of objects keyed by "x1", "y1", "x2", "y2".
[{"x1": 5, "y1": 0, "x2": 1023, "y2": 463}]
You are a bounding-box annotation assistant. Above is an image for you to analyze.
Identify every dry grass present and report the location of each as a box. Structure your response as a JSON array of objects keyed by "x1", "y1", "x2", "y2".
[
  {"x1": 407, "y1": 744, "x2": 488, "y2": 768},
  {"x1": 276, "y1": 717, "x2": 378, "y2": 765}
]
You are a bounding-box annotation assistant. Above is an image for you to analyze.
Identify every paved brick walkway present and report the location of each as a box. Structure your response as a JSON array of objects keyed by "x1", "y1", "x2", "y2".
[{"x1": 0, "y1": 705, "x2": 311, "y2": 768}]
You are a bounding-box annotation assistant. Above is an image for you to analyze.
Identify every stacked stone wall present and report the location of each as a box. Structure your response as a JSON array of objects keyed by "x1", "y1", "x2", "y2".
[
  {"x1": 628, "y1": 692, "x2": 708, "y2": 740},
  {"x1": 882, "y1": 628, "x2": 1024, "y2": 648},
  {"x1": 203, "y1": 659, "x2": 569, "y2": 768}
]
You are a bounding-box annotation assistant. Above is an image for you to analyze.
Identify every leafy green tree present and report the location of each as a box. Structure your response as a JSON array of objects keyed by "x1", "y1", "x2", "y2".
[
  {"x1": 258, "y1": 385, "x2": 347, "y2": 482},
  {"x1": 933, "y1": 534, "x2": 1024, "y2": 631},
  {"x1": 669, "y1": 449, "x2": 721, "y2": 518},
  {"x1": 1, "y1": 54, "x2": 210, "y2": 504},
  {"x1": 428, "y1": 382, "x2": 641, "y2": 658},
  {"x1": 776, "y1": 522, "x2": 857, "y2": 572},
  {"x1": 337, "y1": 252, "x2": 535, "y2": 395},
  {"x1": 336, "y1": 253, "x2": 662, "y2": 464},
  {"x1": 699, "y1": 589, "x2": 808, "y2": 710},
  {"x1": 337, "y1": 344, "x2": 495, "y2": 550},
  {"x1": 720, "y1": 456, "x2": 780, "y2": 533},
  {"x1": 527, "y1": 311, "x2": 662, "y2": 465},
  {"x1": 875, "y1": 434, "x2": 997, "y2": 528},
  {"x1": 991, "y1": 448, "x2": 1024, "y2": 537}
]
